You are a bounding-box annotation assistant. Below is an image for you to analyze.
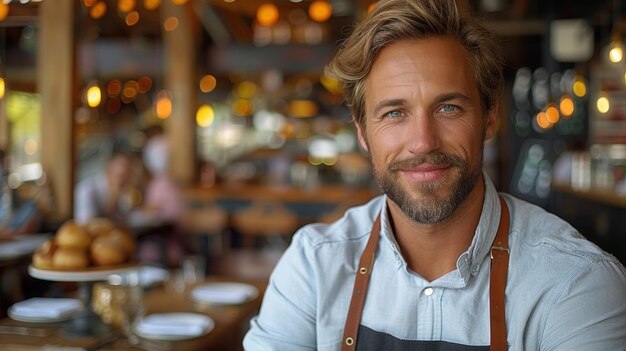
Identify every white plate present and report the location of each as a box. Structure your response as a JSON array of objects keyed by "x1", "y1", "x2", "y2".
[
  {"x1": 8, "y1": 298, "x2": 83, "y2": 323},
  {"x1": 190, "y1": 282, "x2": 259, "y2": 306},
  {"x1": 28, "y1": 263, "x2": 139, "y2": 282},
  {"x1": 134, "y1": 313, "x2": 214, "y2": 341},
  {"x1": 138, "y1": 266, "x2": 169, "y2": 287}
]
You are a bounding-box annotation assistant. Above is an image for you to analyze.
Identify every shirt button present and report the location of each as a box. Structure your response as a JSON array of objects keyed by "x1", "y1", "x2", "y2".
[
  {"x1": 471, "y1": 265, "x2": 480, "y2": 273},
  {"x1": 423, "y1": 288, "x2": 434, "y2": 296}
]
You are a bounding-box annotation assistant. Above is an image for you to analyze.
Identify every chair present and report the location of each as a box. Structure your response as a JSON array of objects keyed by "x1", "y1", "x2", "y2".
[
  {"x1": 231, "y1": 201, "x2": 299, "y2": 250},
  {"x1": 180, "y1": 204, "x2": 229, "y2": 257}
]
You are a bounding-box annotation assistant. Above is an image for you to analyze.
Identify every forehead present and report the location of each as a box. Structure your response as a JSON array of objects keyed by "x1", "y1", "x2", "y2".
[{"x1": 364, "y1": 37, "x2": 479, "y2": 108}]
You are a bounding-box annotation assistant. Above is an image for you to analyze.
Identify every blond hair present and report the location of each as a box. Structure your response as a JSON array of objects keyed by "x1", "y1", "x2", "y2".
[{"x1": 325, "y1": 0, "x2": 503, "y2": 125}]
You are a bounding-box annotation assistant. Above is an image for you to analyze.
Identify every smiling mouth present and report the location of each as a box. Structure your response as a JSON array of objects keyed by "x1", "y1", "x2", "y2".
[
  {"x1": 400, "y1": 163, "x2": 450, "y2": 182},
  {"x1": 389, "y1": 152, "x2": 463, "y2": 183}
]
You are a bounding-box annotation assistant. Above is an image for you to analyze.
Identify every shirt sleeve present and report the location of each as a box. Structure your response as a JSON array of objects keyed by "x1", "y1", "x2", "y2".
[
  {"x1": 540, "y1": 259, "x2": 626, "y2": 350},
  {"x1": 243, "y1": 230, "x2": 318, "y2": 350},
  {"x1": 74, "y1": 180, "x2": 97, "y2": 224}
]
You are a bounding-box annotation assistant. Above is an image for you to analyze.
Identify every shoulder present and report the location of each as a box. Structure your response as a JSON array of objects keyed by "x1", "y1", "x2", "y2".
[
  {"x1": 76, "y1": 174, "x2": 105, "y2": 192},
  {"x1": 503, "y1": 193, "x2": 618, "y2": 266},
  {"x1": 503, "y1": 193, "x2": 626, "y2": 303}
]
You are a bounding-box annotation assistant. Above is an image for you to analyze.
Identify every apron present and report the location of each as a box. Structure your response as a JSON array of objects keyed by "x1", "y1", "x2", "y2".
[{"x1": 342, "y1": 195, "x2": 510, "y2": 351}]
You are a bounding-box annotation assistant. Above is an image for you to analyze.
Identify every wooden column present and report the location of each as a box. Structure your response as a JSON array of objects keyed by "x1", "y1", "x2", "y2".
[
  {"x1": 38, "y1": 0, "x2": 75, "y2": 220},
  {"x1": 161, "y1": 2, "x2": 197, "y2": 185}
]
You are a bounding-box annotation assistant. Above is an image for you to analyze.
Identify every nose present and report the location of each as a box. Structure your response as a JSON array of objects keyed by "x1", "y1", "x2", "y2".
[{"x1": 405, "y1": 111, "x2": 441, "y2": 155}]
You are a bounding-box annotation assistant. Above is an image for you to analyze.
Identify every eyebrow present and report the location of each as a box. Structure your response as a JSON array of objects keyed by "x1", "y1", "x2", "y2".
[
  {"x1": 371, "y1": 92, "x2": 474, "y2": 117},
  {"x1": 434, "y1": 92, "x2": 473, "y2": 106}
]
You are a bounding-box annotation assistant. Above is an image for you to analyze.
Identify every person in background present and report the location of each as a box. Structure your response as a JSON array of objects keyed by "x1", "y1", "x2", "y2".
[
  {"x1": 130, "y1": 128, "x2": 182, "y2": 225},
  {"x1": 74, "y1": 150, "x2": 134, "y2": 225},
  {"x1": 129, "y1": 128, "x2": 184, "y2": 266},
  {"x1": 244, "y1": 0, "x2": 626, "y2": 349}
]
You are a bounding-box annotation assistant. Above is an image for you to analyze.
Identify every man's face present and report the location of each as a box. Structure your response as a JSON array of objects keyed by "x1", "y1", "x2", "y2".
[
  {"x1": 356, "y1": 37, "x2": 497, "y2": 224},
  {"x1": 107, "y1": 155, "x2": 132, "y2": 188}
]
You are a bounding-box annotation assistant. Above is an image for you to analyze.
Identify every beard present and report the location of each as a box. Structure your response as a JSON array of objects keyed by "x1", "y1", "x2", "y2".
[{"x1": 373, "y1": 151, "x2": 482, "y2": 224}]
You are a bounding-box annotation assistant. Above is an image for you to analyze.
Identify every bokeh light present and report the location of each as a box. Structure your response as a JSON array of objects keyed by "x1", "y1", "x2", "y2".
[
  {"x1": 0, "y1": 4, "x2": 8, "y2": 22},
  {"x1": 535, "y1": 111, "x2": 552, "y2": 129},
  {"x1": 257, "y1": 3, "x2": 279, "y2": 27},
  {"x1": 118, "y1": 0, "x2": 136, "y2": 13},
  {"x1": 86, "y1": 84, "x2": 102, "y2": 108},
  {"x1": 196, "y1": 104, "x2": 215, "y2": 127},
  {"x1": 164, "y1": 17, "x2": 179, "y2": 31},
  {"x1": 125, "y1": 11, "x2": 139, "y2": 26},
  {"x1": 143, "y1": 0, "x2": 161, "y2": 10},
  {"x1": 597, "y1": 96, "x2": 610, "y2": 114},
  {"x1": 572, "y1": 79, "x2": 587, "y2": 98},
  {"x1": 199, "y1": 75, "x2": 217, "y2": 93},
  {"x1": 559, "y1": 96, "x2": 575, "y2": 118},
  {"x1": 545, "y1": 105, "x2": 560, "y2": 124},
  {"x1": 90, "y1": 2, "x2": 107, "y2": 19},
  {"x1": 309, "y1": 0, "x2": 332, "y2": 22},
  {"x1": 156, "y1": 91, "x2": 172, "y2": 119}
]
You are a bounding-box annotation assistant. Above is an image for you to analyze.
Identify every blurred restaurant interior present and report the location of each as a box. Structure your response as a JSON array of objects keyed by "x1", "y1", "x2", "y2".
[{"x1": 0, "y1": 0, "x2": 625, "y2": 349}]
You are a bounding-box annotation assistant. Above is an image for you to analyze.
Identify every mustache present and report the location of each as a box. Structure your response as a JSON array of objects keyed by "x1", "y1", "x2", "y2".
[{"x1": 389, "y1": 152, "x2": 466, "y2": 171}]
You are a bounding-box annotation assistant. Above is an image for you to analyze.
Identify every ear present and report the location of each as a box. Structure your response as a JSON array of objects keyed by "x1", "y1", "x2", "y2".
[
  {"x1": 354, "y1": 119, "x2": 369, "y2": 152},
  {"x1": 485, "y1": 104, "x2": 498, "y2": 140}
]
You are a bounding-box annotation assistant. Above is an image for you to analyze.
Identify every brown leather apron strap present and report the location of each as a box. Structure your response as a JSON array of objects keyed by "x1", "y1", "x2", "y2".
[
  {"x1": 342, "y1": 195, "x2": 511, "y2": 350},
  {"x1": 490, "y1": 196, "x2": 510, "y2": 350},
  {"x1": 341, "y1": 215, "x2": 381, "y2": 350}
]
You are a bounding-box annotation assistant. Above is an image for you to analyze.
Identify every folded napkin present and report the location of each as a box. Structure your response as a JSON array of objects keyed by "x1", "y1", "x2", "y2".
[
  {"x1": 11, "y1": 298, "x2": 83, "y2": 319},
  {"x1": 191, "y1": 283, "x2": 257, "y2": 305},
  {"x1": 135, "y1": 313, "x2": 211, "y2": 337}
]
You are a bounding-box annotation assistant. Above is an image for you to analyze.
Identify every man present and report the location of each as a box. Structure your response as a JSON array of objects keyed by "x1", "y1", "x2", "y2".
[
  {"x1": 244, "y1": 0, "x2": 626, "y2": 350},
  {"x1": 74, "y1": 151, "x2": 134, "y2": 224}
]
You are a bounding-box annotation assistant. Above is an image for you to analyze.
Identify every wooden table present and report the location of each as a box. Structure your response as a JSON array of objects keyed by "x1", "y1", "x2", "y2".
[
  {"x1": 0, "y1": 276, "x2": 266, "y2": 351},
  {"x1": 0, "y1": 234, "x2": 50, "y2": 318}
]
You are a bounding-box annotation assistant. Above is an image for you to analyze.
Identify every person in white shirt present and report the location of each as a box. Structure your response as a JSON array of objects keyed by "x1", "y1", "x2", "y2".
[{"x1": 244, "y1": 0, "x2": 626, "y2": 349}]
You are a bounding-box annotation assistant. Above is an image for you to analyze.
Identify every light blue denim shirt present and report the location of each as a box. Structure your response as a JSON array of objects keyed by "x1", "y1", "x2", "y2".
[{"x1": 244, "y1": 176, "x2": 626, "y2": 350}]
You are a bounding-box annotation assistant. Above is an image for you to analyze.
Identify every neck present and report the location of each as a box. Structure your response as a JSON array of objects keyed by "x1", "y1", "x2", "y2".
[{"x1": 388, "y1": 177, "x2": 486, "y2": 282}]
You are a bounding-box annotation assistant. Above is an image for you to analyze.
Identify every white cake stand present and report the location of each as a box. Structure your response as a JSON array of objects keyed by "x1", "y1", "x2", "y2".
[{"x1": 28, "y1": 263, "x2": 140, "y2": 338}]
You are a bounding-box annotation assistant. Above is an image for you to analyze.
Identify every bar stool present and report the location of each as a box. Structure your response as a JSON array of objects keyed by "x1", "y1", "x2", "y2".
[
  {"x1": 180, "y1": 204, "x2": 229, "y2": 257},
  {"x1": 231, "y1": 200, "x2": 299, "y2": 250}
]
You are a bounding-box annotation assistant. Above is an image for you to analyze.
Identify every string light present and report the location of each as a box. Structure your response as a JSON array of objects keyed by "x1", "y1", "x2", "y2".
[{"x1": 0, "y1": 78, "x2": 5, "y2": 99}]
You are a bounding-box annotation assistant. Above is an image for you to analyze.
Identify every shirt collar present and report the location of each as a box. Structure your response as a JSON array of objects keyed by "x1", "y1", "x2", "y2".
[{"x1": 464, "y1": 175, "x2": 501, "y2": 277}]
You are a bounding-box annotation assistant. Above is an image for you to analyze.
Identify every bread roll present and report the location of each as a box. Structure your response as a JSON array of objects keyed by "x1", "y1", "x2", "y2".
[
  {"x1": 56, "y1": 221, "x2": 92, "y2": 249},
  {"x1": 91, "y1": 234, "x2": 129, "y2": 266},
  {"x1": 84, "y1": 217, "x2": 115, "y2": 237},
  {"x1": 32, "y1": 239, "x2": 56, "y2": 269},
  {"x1": 105, "y1": 228, "x2": 135, "y2": 255},
  {"x1": 52, "y1": 248, "x2": 89, "y2": 269}
]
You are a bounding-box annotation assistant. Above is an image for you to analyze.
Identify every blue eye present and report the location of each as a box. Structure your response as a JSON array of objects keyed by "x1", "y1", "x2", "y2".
[
  {"x1": 385, "y1": 110, "x2": 404, "y2": 119},
  {"x1": 440, "y1": 104, "x2": 458, "y2": 112}
]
